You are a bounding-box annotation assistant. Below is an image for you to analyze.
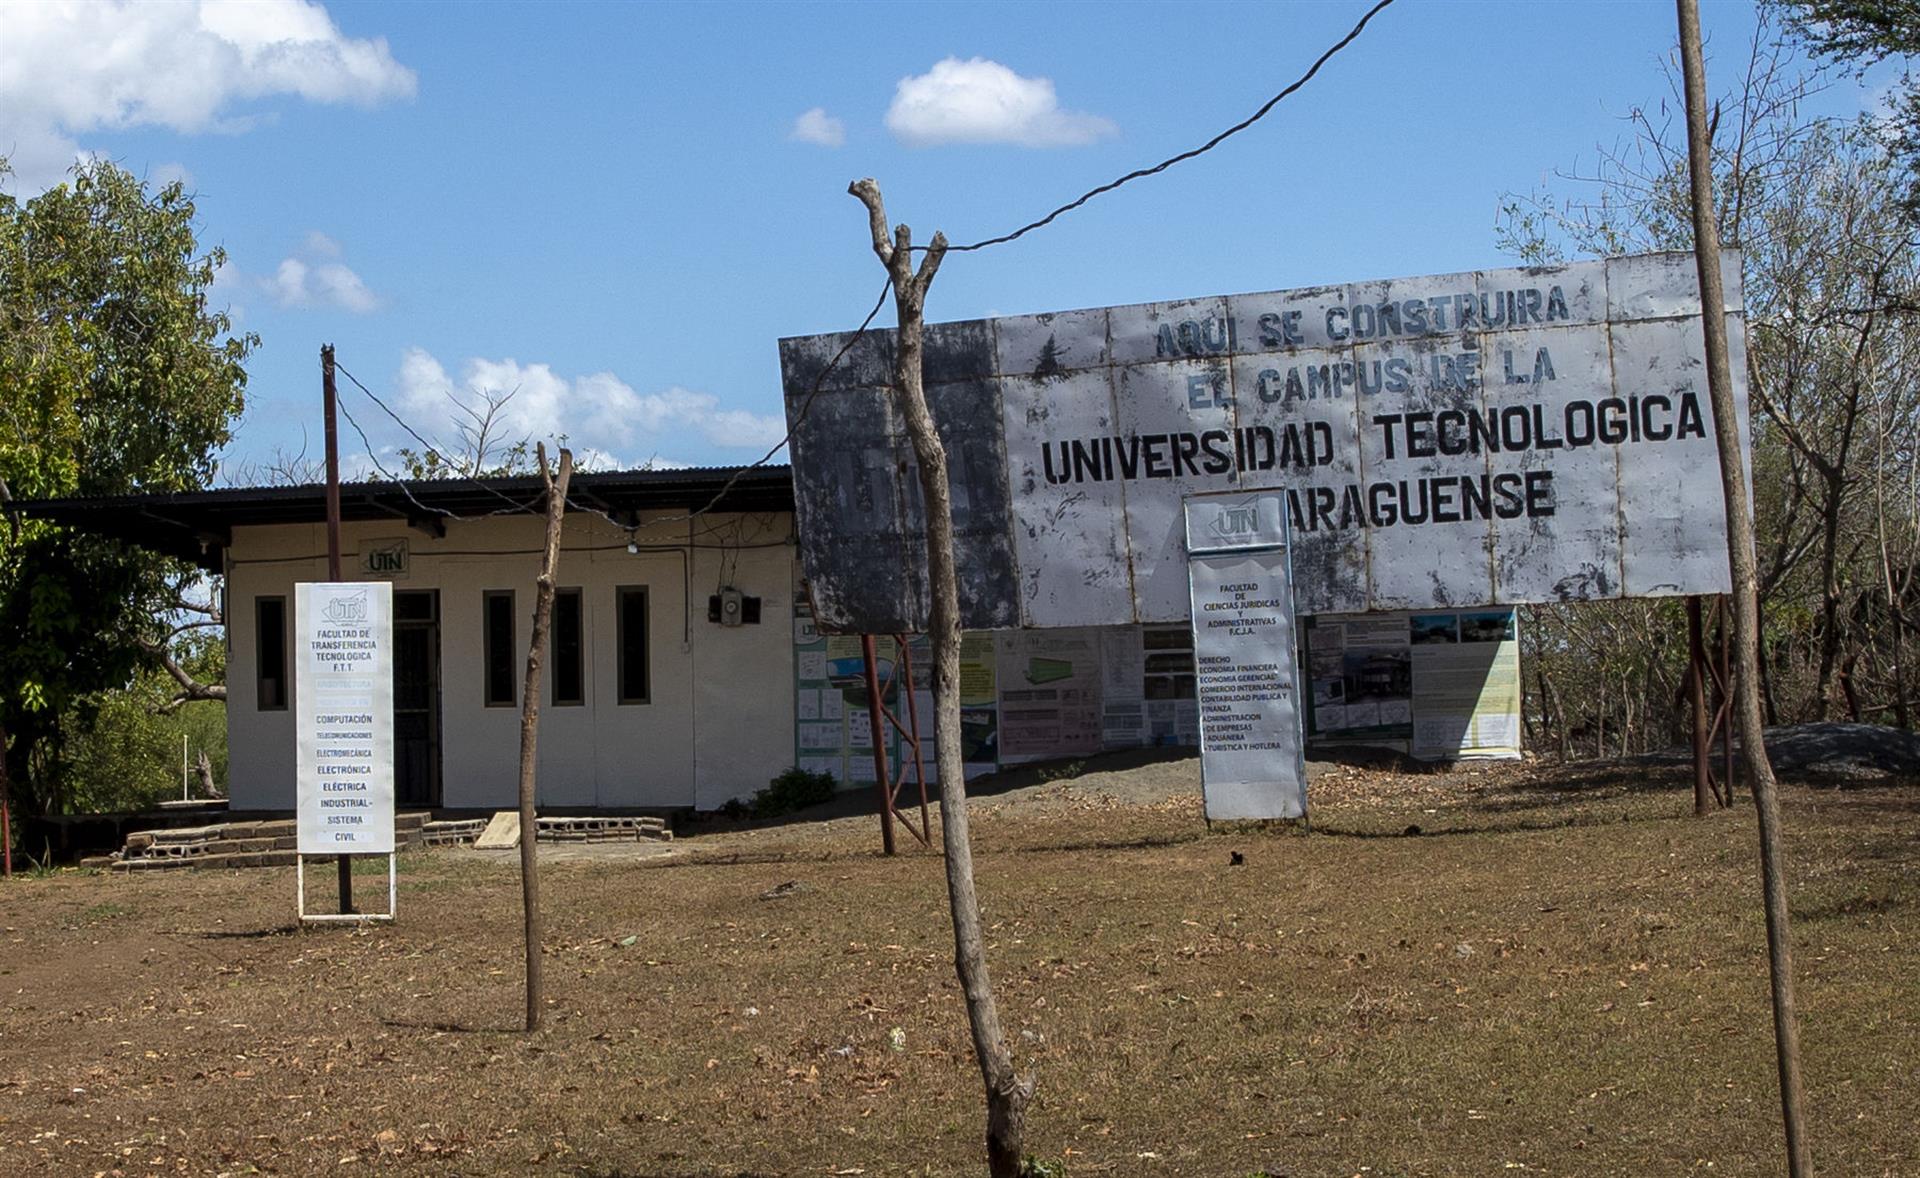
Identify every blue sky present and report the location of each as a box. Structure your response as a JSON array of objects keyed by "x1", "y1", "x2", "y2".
[{"x1": 0, "y1": 0, "x2": 1895, "y2": 478}]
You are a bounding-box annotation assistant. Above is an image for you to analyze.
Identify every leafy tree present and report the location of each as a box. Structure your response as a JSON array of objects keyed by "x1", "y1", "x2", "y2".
[
  {"x1": 61, "y1": 633, "x2": 228, "y2": 814},
  {"x1": 1500, "y1": 20, "x2": 1920, "y2": 746},
  {"x1": 0, "y1": 158, "x2": 253, "y2": 819},
  {"x1": 1775, "y1": 1, "x2": 1920, "y2": 209}
]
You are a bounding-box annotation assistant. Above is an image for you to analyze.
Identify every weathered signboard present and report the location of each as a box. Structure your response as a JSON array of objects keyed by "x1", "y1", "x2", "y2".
[
  {"x1": 1185, "y1": 489, "x2": 1307, "y2": 820},
  {"x1": 780, "y1": 251, "x2": 1748, "y2": 633},
  {"x1": 295, "y1": 582, "x2": 395, "y2": 855}
]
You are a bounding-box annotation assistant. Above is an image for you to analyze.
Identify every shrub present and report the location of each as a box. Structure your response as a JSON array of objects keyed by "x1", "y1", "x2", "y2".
[{"x1": 750, "y1": 766, "x2": 837, "y2": 818}]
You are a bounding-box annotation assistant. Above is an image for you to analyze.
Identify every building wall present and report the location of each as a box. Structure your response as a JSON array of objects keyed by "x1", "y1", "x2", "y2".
[{"x1": 224, "y1": 508, "x2": 797, "y2": 812}]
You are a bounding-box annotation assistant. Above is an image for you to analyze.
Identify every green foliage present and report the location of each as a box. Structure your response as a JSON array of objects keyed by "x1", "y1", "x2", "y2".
[
  {"x1": 751, "y1": 766, "x2": 837, "y2": 818},
  {"x1": 60, "y1": 636, "x2": 227, "y2": 814},
  {"x1": 1019, "y1": 1159, "x2": 1067, "y2": 1178},
  {"x1": 1775, "y1": 1, "x2": 1920, "y2": 208},
  {"x1": 0, "y1": 158, "x2": 252, "y2": 816}
]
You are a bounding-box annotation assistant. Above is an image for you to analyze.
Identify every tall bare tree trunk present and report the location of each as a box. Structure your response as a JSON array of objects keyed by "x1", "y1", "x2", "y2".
[
  {"x1": 849, "y1": 178, "x2": 1033, "y2": 1177},
  {"x1": 1677, "y1": 2, "x2": 1812, "y2": 1172},
  {"x1": 518, "y1": 443, "x2": 574, "y2": 1033}
]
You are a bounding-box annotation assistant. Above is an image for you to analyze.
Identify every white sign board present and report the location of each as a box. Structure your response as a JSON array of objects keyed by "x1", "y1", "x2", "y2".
[
  {"x1": 295, "y1": 582, "x2": 395, "y2": 854},
  {"x1": 781, "y1": 251, "x2": 1749, "y2": 634},
  {"x1": 1186, "y1": 489, "x2": 1307, "y2": 821}
]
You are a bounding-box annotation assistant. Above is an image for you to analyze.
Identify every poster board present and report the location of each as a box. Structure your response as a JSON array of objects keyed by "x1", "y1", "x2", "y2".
[
  {"x1": 793, "y1": 604, "x2": 997, "y2": 785},
  {"x1": 792, "y1": 605, "x2": 889, "y2": 785},
  {"x1": 1409, "y1": 610, "x2": 1523, "y2": 758},
  {"x1": 997, "y1": 629, "x2": 1104, "y2": 764},
  {"x1": 1304, "y1": 609, "x2": 1521, "y2": 758},
  {"x1": 294, "y1": 582, "x2": 395, "y2": 855}
]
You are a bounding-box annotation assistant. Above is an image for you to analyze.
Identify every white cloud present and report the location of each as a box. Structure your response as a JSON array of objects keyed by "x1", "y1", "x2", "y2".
[
  {"x1": 394, "y1": 347, "x2": 786, "y2": 469},
  {"x1": 790, "y1": 106, "x2": 846, "y2": 147},
  {"x1": 0, "y1": 0, "x2": 416, "y2": 192},
  {"x1": 149, "y1": 161, "x2": 195, "y2": 189},
  {"x1": 302, "y1": 230, "x2": 343, "y2": 258},
  {"x1": 885, "y1": 57, "x2": 1115, "y2": 148},
  {"x1": 266, "y1": 233, "x2": 379, "y2": 312}
]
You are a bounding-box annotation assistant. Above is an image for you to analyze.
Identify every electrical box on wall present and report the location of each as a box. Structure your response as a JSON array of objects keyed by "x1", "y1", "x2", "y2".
[{"x1": 708, "y1": 588, "x2": 761, "y2": 626}]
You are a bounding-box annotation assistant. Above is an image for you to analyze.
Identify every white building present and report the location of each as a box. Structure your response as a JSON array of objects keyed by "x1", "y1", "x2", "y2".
[
  {"x1": 22, "y1": 465, "x2": 1523, "y2": 818},
  {"x1": 27, "y1": 467, "x2": 800, "y2": 812}
]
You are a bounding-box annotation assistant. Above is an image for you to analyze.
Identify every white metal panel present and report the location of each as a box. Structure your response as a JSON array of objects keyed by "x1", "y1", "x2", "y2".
[
  {"x1": 1000, "y1": 369, "x2": 1135, "y2": 626},
  {"x1": 1229, "y1": 346, "x2": 1366, "y2": 613},
  {"x1": 1485, "y1": 322, "x2": 1623, "y2": 602},
  {"x1": 1116, "y1": 357, "x2": 1240, "y2": 622}
]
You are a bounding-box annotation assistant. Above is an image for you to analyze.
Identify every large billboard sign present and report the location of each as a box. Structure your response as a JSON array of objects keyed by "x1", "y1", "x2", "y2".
[
  {"x1": 295, "y1": 582, "x2": 395, "y2": 855},
  {"x1": 1185, "y1": 489, "x2": 1307, "y2": 821},
  {"x1": 780, "y1": 252, "x2": 1748, "y2": 634}
]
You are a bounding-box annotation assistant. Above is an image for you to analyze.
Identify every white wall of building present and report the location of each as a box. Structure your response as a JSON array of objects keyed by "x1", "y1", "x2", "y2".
[{"x1": 225, "y1": 509, "x2": 797, "y2": 812}]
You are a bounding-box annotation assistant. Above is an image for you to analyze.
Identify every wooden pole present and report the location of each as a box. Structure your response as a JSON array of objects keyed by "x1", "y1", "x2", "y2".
[
  {"x1": 1675, "y1": 3, "x2": 1813, "y2": 1172},
  {"x1": 321, "y1": 344, "x2": 354, "y2": 916},
  {"x1": 517, "y1": 443, "x2": 572, "y2": 1032},
  {"x1": 850, "y1": 177, "x2": 1032, "y2": 1178}
]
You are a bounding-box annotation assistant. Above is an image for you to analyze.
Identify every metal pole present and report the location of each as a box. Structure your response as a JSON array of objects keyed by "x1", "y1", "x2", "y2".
[
  {"x1": 1676, "y1": 2, "x2": 1811, "y2": 1171},
  {"x1": 897, "y1": 637, "x2": 932, "y2": 839},
  {"x1": 1688, "y1": 596, "x2": 1712, "y2": 816},
  {"x1": 860, "y1": 634, "x2": 896, "y2": 856},
  {"x1": 321, "y1": 344, "x2": 354, "y2": 915}
]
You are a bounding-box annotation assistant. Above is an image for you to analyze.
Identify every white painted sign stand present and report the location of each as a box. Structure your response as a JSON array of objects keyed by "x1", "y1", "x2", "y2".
[
  {"x1": 1184, "y1": 488, "x2": 1309, "y2": 822},
  {"x1": 293, "y1": 582, "x2": 398, "y2": 924},
  {"x1": 296, "y1": 854, "x2": 396, "y2": 924}
]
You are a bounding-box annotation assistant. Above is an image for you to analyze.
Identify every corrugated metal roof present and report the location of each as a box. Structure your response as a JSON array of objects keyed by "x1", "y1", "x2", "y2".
[{"x1": 6, "y1": 464, "x2": 796, "y2": 570}]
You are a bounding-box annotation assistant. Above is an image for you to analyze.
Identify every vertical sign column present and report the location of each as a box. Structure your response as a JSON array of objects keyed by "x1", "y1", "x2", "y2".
[
  {"x1": 1184, "y1": 489, "x2": 1308, "y2": 821},
  {"x1": 296, "y1": 582, "x2": 395, "y2": 854}
]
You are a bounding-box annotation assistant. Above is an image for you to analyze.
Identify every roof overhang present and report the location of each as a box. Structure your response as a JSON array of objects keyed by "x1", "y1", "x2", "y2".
[{"x1": 7, "y1": 465, "x2": 795, "y2": 571}]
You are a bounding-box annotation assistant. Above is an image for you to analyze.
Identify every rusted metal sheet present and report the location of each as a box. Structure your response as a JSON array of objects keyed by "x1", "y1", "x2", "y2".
[{"x1": 781, "y1": 251, "x2": 1751, "y2": 634}]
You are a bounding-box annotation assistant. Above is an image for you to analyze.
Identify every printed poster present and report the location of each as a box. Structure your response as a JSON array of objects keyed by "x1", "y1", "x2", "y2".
[
  {"x1": 1411, "y1": 610, "x2": 1523, "y2": 759},
  {"x1": 996, "y1": 628, "x2": 1104, "y2": 763}
]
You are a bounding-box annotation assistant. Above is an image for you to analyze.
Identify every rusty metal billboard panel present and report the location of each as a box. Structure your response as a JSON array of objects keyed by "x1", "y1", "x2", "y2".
[{"x1": 780, "y1": 251, "x2": 1748, "y2": 634}]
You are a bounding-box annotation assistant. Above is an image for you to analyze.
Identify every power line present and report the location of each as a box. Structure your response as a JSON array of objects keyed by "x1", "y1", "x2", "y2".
[
  {"x1": 333, "y1": 358, "x2": 544, "y2": 518},
  {"x1": 640, "y1": 273, "x2": 894, "y2": 527},
  {"x1": 308, "y1": 1, "x2": 1396, "y2": 529},
  {"x1": 943, "y1": 0, "x2": 1398, "y2": 254}
]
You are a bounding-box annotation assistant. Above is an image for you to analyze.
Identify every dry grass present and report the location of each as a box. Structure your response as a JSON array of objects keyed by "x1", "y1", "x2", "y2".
[{"x1": 0, "y1": 756, "x2": 1915, "y2": 1176}]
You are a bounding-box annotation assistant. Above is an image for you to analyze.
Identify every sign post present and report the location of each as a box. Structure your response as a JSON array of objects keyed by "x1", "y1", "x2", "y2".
[
  {"x1": 1184, "y1": 488, "x2": 1308, "y2": 822},
  {"x1": 294, "y1": 581, "x2": 397, "y2": 923}
]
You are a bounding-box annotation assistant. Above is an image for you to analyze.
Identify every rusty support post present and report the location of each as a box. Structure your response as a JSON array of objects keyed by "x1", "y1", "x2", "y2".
[
  {"x1": 896, "y1": 637, "x2": 932, "y2": 838},
  {"x1": 321, "y1": 344, "x2": 354, "y2": 915},
  {"x1": 1688, "y1": 596, "x2": 1713, "y2": 816},
  {"x1": 860, "y1": 634, "x2": 896, "y2": 856}
]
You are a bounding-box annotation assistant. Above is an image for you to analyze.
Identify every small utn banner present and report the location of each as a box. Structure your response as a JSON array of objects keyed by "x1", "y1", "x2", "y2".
[{"x1": 294, "y1": 582, "x2": 396, "y2": 854}]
